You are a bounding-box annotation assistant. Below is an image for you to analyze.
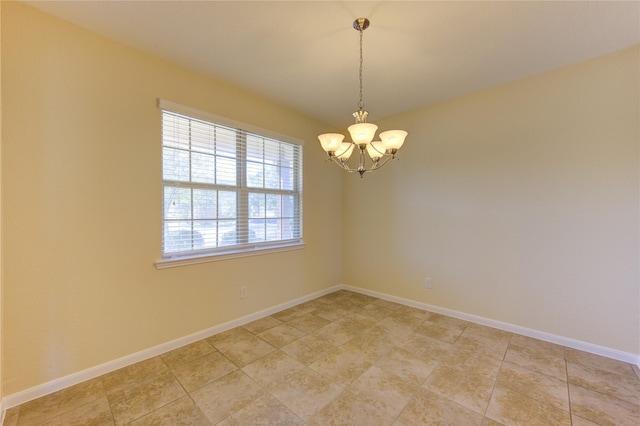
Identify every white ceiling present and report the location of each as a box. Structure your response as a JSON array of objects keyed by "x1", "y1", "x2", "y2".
[{"x1": 24, "y1": 1, "x2": 640, "y2": 128}]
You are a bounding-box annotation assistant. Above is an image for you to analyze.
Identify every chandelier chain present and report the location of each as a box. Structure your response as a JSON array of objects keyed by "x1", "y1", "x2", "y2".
[{"x1": 358, "y1": 27, "x2": 364, "y2": 110}]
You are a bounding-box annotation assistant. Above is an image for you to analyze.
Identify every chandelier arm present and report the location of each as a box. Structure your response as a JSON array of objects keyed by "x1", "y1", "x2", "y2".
[
  {"x1": 330, "y1": 156, "x2": 353, "y2": 171},
  {"x1": 370, "y1": 155, "x2": 393, "y2": 170},
  {"x1": 328, "y1": 153, "x2": 364, "y2": 173},
  {"x1": 326, "y1": 149, "x2": 395, "y2": 175}
]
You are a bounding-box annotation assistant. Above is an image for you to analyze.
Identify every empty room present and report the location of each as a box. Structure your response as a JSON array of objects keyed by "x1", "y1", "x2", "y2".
[{"x1": 1, "y1": 1, "x2": 639, "y2": 425}]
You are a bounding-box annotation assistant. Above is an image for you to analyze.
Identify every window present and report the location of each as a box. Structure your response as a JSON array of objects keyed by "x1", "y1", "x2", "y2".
[{"x1": 158, "y1": 100, "x2": 303, "y2": 267}]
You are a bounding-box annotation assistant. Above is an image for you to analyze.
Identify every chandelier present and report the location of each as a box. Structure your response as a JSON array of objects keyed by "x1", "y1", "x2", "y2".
[{"x1": 318, "y1": 18, "x2": 407, "y2": 177}]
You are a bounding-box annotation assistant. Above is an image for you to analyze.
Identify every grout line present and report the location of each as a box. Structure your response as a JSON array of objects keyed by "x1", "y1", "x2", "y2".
[{"x1": 566, "y1": 356, "x2": 575, "y2": 426}]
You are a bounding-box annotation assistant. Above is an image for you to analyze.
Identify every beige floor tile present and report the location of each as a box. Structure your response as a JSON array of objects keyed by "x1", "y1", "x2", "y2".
[
  {"x1": 568, "y1": 361, "x2": 640, "y2": 405},
  {"x1": 171, "y1": 351, "x2": 238, "y2": 392},
  {"x1": 242, "y1": 316, "x2": 282, "y2": 334},
  {"x1": 257, "y1": 324, "x2": 306, "y2": 348},
  {"x1": 485, "y1": 386, "x2": 571, "y2": 426},
  {"x1": 424, "y1": 364, "x2": 496, "y2": 414},
  {"x1": 128, "y1": 396, "x2": 211, "y2": 426},
  {"x1": 464, "y1": 323, "x2": 512, "y2": 341},
  {"x1": 333, "y1": 298, "x2": 370, "y2": 311},
  {"x1": 344, "y1": 292, "x2": 378, "y2": 305},
  {"x1": 242, "y1": 350, "x2": 305, "y2": 388},
  {"x1": 414, "y1": 320, "x2": 466, "y2": 343},
  {"x1": 206, "y1": 327, "x2": 255, "y2": 350},
  {"x1": 509, "y1": 334, "x2": 565, "y2": 359},
  {"x1": 395, "y1": 330, "x2": 452, "y2": 360},
  {"x1": 316, "y1": 291, "x2": 348, "y2": 303},
  {"x1": 160, "y1": 340, "x2": 216, "y2": 369},
  {"x1": 351, "y1": 303, "x2": 394, "y2": 321},
  {"x1": 296, "y1": 298, "x2": 332, "y2": 312},
  {"x1": 398, "y1": 388, "x2": 484, "y2": 426},
  {"x1": 425, "y1": 312, "x2": 470, "y2": 329},
  {"x1": 334, "y1": 312, "x2": 379, "y2": 331},
  {"x1": 481, "y1": 417, "x2": 504, "y2": 426},
  {"x1": 370, "y1": 317, "x2": 416, "y2": 343},
  {"x1": 309, "y1": 346, "x2": 373, "y2": 387},
  {"x1": 340, "y1": 332, "x2": 394, "y2": 364},
  {"x1": 496, "y1": 362, "x2": 569, "y2": 411},
  {"x1": 450, "y1": 334, "x2": 509, "y2": 360},
  {"x1": 218, "y1": 393, "x2": 304, "y2": 425},
  {"x1": 569, "y1": 383, "x2": 640, "y2": 426},
  {"x1": 17, "y1": 378, "x2": 106, "y2": 425},
  {"x1": 271, "y1": 368, "x2": 343, "y2": 420},
  {"x1": 571, "y1": 415, "x2": 602, "y2": 426},
  {"x1": 280, "y1": 332, "x2": 334, "y2": 365},
  {"x1": 2, "y1": 407, "x2": 19, "y2": 426},
  {"x1": 271, "y1": 306, "x2": 307, "y2": 322},
  {"x1": 307, "y1": 389, "x2": 395, "y2": 426},
  {"x1": 504, "y1": 343, "x2": 567, "y2": 380},
  {"x1": 459, "y1": 327, "x2": 511, "y2": 359},
  {"x1": 566, "y1": 348, "x2": 636, "y2": 376},
  {"x1": 106, "y1": 371, "x2": 186, "y2": 425},
  {"x1": 348, "y1": 365, "x2": 417, "y2": 418},
  {"x1": 387, "y1": 310, "x2": 427, "y2": 328},
  {"x1": 40, "y1": 397, "x2": 114, "y2": 426},
  {"x1": 312, "y1": 304, "x2": 350, "y2": 321},
  {"x1": 287, "y1": 313, "x2": 331, "y2": 333},
  {"x1": 439, "y1": 349, "x2": 503, "y2": 379},
  {"x1": 376, "y1": 346, "x2": 438, "y2": 386},
  {"x1": 219, "y1": 335, "x2": 275, "y2": 367},
  {"x1": 191, "y1": 370, "x2": 264, "y2": 424},
  {"x1": 102, "y1": 357, "x2": 169, "y2": 394},
  {"x1": 372, "y1": 298, "x2": 405, "y2": 311},
  {"x1": 312, "y1": 320, "x2": 361, "y2": 346},
  {"x1": 399, "y1": 305, "x2": 435, "y2": 320}
]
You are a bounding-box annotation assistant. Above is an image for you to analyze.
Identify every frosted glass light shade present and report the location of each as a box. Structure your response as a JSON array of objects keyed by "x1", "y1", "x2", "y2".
[
  {"x1": 366, "y1": 141, "x2": 386, "y2": 161},
  {"x1": 380, "y1": 130, "x2": 408, "y2": 150},
  {"x1": 348, "y1": 123, "x2": 378, "y2": 145},
  {"x1": 335, "y1": 142, "x2": 355, "y2": 160},
  {"x1": 318, "y1": 133, "x2": 345, "y2": 152}
]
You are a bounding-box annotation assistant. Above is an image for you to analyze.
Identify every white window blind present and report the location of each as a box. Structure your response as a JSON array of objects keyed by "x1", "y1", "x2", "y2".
[{"x1": 159, "y1": 101, "x2": 303, "y2": 262}]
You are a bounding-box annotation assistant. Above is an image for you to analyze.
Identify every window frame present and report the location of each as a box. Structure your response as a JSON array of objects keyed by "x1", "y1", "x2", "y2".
[{"x1": 156, "y1": 99, "x2": 304, "y2": 269}]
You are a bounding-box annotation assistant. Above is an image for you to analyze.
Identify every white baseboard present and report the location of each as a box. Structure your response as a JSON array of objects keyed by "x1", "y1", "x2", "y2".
[
  {"x1": 0, "y1": 285, "x2": 340, "y2": 412},
  {"x1": 342, "y1": 284, "x2": 640, "y2": 367}
]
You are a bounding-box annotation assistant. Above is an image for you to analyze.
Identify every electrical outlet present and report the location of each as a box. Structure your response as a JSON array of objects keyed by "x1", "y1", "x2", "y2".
[
  {"x1": 240, "y1": 287, "x2": 248, "y2": 298},
  {"x1": 424, "y1": 277, "x2": 432, "y2": 289}
]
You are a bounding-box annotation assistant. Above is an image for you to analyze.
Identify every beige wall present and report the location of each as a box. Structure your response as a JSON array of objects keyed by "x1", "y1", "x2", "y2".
[
  {"x1": 343, "y1": 46, "x2": 640, "y2": 355},
  {"x1": 1, "y1": 2, "x2": 343, "y2": 394}
]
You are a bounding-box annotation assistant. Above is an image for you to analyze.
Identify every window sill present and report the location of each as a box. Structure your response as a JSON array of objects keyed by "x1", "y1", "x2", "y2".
[{"x1": 155, "y1": 241, "x2": 305, "y2": 269}]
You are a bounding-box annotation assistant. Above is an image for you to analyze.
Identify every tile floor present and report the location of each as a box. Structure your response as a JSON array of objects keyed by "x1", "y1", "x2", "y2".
[{"x1": 4, "y1": 290, "x2": 640, "y2": 425}]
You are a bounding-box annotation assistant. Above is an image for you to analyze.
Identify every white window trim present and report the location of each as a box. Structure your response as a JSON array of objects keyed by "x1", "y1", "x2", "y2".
[
  {"x1": 155, "y1": 241, "x2": 306, "y2": 269},
  {"x1": 155, "y1": 99, "x2": 305, "y2": 269}
]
